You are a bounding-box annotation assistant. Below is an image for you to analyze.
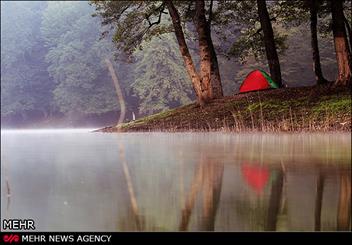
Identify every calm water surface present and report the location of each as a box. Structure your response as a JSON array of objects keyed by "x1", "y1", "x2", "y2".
[{"x1": 1, "y1": 130, "x2": 351, "y2": 231}]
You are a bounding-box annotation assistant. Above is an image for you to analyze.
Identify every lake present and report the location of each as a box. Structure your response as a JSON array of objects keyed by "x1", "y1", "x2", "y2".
[{"x1": 1, "y1": 130, "x2": 351, "y2": 231}]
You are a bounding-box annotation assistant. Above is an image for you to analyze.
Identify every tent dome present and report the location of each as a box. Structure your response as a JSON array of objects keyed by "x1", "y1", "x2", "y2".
[{"x1": 239, "y1": 69, "x2": 279, "y2": 93}]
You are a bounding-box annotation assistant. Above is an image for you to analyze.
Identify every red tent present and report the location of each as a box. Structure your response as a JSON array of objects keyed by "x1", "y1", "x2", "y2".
[{"x1": 239, "y1": 69, "x2": 279, "y2": 93}]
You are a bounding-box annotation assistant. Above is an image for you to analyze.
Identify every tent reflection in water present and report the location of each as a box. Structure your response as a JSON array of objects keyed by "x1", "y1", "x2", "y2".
[
  {"x1": 241, "y1": 162, "x2": 285, "y2": 231},
  {"x1": 241, "y1": 163, "x2": 271, "y2": 195},
  {"x1": 239, "y1": 69, "x2": 279, "y2": 93}
]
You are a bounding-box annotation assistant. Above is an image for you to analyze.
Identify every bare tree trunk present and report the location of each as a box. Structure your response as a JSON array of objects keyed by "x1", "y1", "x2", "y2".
[
  {"x1": 257, "y1": 0, "x2": 282, "y2": 87},
  {"x1": 331, "y1": 0, "x2": 352, "y2": 86},
  {"x1": 105, "y1": 58, "x2": 126, "y2": 127},
  {"x1": 166, "y1": 0, "x2": 223, "y2": 104},
  {"x1": 343, "y1": 15, "x2": 352, "y2": 70},
  {"x1": 195, "y1": 0, "x2": 212, "y2": 102},
  {"x1": 205, "y1": 0, "x2": 223, "y2": 98},
  {"x1": 207, "y1": 38, "x2": 223, "y2": 98},
  {"x1": 309, "y1": 0, "x2": 328, "y2": 84},
  {"x1": 165, "y1": 0, "x2": 205, "y2": 106}
]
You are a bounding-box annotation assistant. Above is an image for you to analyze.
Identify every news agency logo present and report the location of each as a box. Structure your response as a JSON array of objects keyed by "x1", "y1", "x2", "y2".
[
  {"x1": 1, "y1": 234, "x2": 113, "y2": 243},
  {"x1": 2, "y1": 219, "x2": 35, "y2": 231},
  {"x1": 2, "y1": 234, "x2": 20, "y2": 243}
]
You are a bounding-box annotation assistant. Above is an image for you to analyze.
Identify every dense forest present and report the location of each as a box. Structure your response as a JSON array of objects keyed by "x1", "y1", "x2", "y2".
[{"x1": 1, "y1": 1, "x2": 351, "y2": 128}]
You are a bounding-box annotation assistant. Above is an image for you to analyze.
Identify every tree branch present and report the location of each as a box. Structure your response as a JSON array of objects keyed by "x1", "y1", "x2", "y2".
[{"x1": 145, "y1": 3, "x2": 166, "y2": 29}]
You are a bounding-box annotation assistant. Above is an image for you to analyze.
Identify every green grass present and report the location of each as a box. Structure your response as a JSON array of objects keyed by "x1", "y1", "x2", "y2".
[{"x1": 312, "y1": 95, "x2": 351, "y2": 116}]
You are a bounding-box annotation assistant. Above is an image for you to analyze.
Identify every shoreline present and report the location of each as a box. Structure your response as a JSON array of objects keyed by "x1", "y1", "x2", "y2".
[{"x1": 97, "y1": 84, "x2": 351, "y2": 133}]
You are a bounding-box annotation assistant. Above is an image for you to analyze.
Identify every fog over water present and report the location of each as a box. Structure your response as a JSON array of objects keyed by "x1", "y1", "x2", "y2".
[{"x1": 1, "y1": 130, "x2": 350, "y2": 231}]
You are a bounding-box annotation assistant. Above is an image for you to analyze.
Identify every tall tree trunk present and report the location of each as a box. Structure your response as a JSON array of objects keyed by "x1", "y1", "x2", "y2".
[
  {"x1": 194, "y1": 0, "x2": 225, "y2": 101},
  {"x1": 205, "y1": 0, "x2": 223, "y2": 98},
  {"x1": 166, "y1": 0, "x2": 223, "y2": 104},
  {"x1": 343, "y1": 16, "x2": 352, "y2": 70},
  {"x1": 105, "y1": 58, "x2": 126, "y2": 127},
  {"x1": 207, "y1": 37, "x2": 223, "y2": 98},
  {"x1": 195, "y1": 0, "x2": 213, "y2": 102},
  {"x1": 331, "y1": 0, "x2": 352, "y2": 86},
  {"x1": 165, "y1": 0, "x2": 205, "y2": 105},
  {"x1": 309, "y1": 0, "x2": 328, "y2": 84},
  {"x1": 257, "y1": 0, "x2": 282, "y2": 87}
]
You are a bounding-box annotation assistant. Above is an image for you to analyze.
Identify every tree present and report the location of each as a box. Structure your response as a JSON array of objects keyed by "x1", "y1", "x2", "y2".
[
  {"x1": 193, "y1": 0, "x2": 223, "y2": 100},
  {"x1": 330, "y1": 0, "x2": 351, "y2": 85},
  {"x1": 257, "y1": 0, "x2": 282, "y2": 87},
  {"x1": 165, "y1": 1, "x2": 206, "y2": 105},
  {"x1": 278, "y1": 0, "x2": 352, "y2": 85},
  {"x1": 91, "y1": 0, "x2": 224, "y2": 106},
  {"x1": 280, "y1": 0, "x2": 329, "y2": 84},
  {"x1": 309, "y1": 0, "x2": 329, "y2": 84}
]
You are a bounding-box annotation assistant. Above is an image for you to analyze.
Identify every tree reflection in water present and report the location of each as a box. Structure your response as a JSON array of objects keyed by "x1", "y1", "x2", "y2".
[
  {"x1": 111, "y1": 134, "x2": 350, "y2": 231},
  {"x1": 314, "y1": 171, "x2": 325, "y2": 231},
  {"x1": 265, "y1": 166, "x2": 284, "y2": 231},
  {"x1": 179, "y1": 152, "x2": 224, "y2": 231},
  {"x1": 337, "y1": 172, "x2": 351, "y2": 231}
]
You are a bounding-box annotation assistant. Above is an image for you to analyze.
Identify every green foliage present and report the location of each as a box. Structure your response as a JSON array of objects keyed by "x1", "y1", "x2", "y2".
[
  {"x1": 1, "y1": 1, "x2": 53, "y2": 118},
  {"x1": 41, "y1": 1, "x2": 119, "y2": 115},
  {"x1": 1, "y1": 1, "x2": 199, "y2": 125},
  {"x1": 91, "y1": 1, "x2": 174, "y2": 54},
  {"x1": 230, "y1": 29, "x2": 288, "y2": 63},
  {"x1": 131, "y1": 34, "x2": 194, "y2": 115}
]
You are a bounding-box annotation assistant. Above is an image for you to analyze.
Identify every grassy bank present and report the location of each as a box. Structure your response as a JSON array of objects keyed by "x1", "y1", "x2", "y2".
[{"x1": 99, "y1": 84, "x2": 351, "y2": 132}]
